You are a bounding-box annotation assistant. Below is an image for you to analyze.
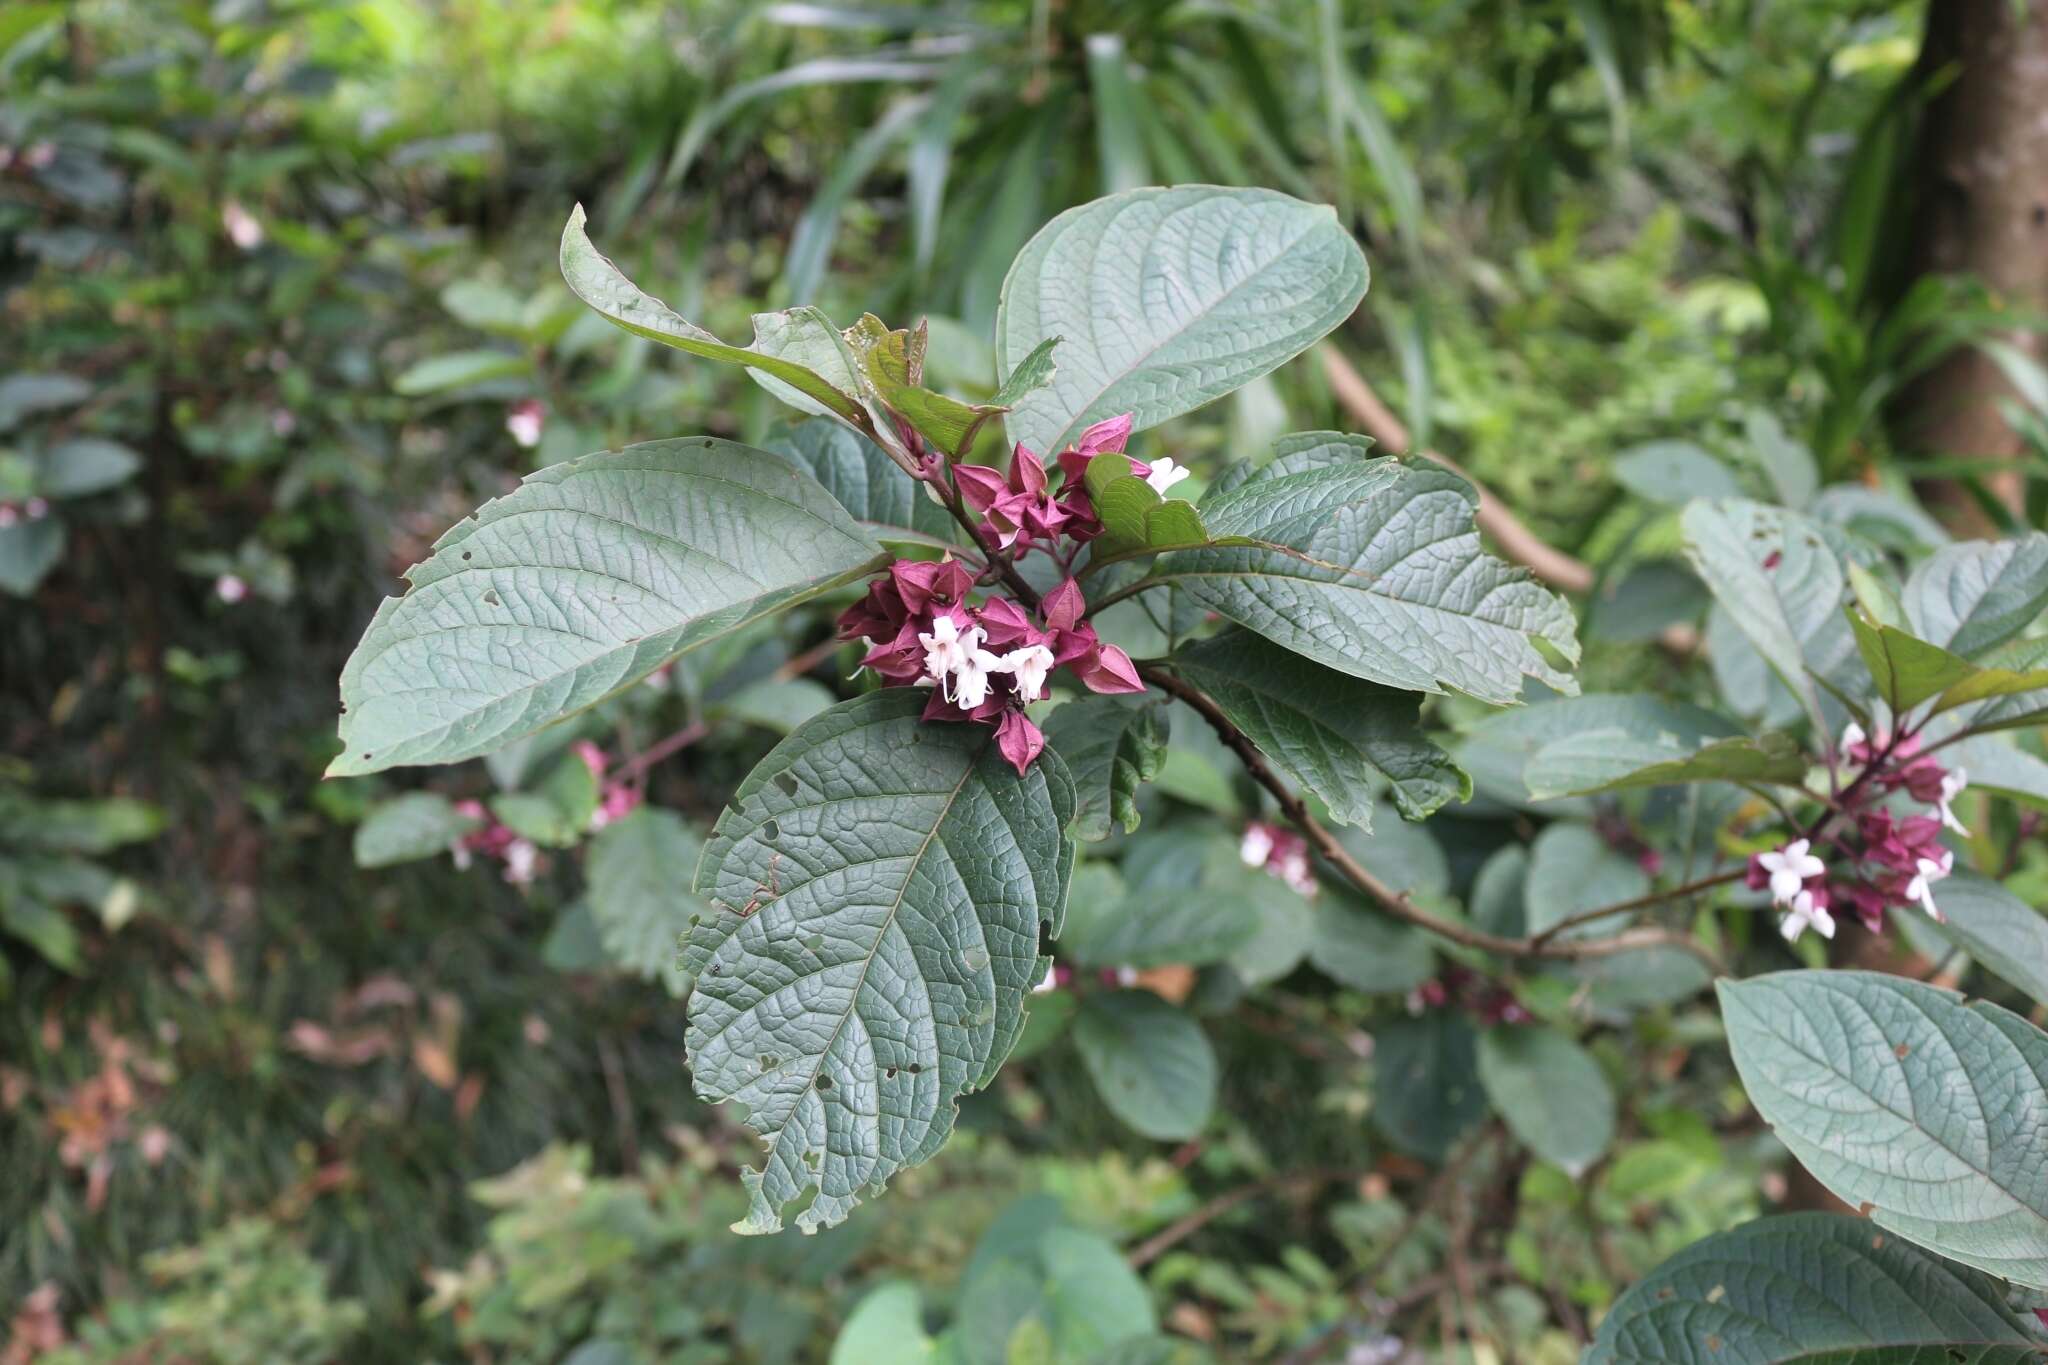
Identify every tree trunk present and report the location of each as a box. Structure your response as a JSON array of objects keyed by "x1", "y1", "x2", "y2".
[{"x1": 1893, "y1": 0, "x2": 2048, "y2": 521}]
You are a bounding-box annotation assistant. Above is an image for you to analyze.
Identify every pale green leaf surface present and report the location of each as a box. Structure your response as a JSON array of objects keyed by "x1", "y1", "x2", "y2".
[
  {"x1": 996, "y1": 186, "x2": 1368, "y2": 455},
  {"x1": 686, "y1": 691, "x2": 1074, "y2": 1233},
  {"x1": 1904, "y1": 533, "x2": 2048, "y2": 659},
  {"x1": 330, "y1": 439, "x2": 882, "y2": 775},
  {"x1": 1167, "y1": 630, "x2": 1468, "y2": 827},
  {"x1": 1524, "y1": 822, "x2": 1649, "y2": 941},
  {"x1": 1374, "y1": 1011, "x2": 1487, "y2": 1162},
  {"x1": 1586, "y1": 1212, "x2": 2038, "y2": 1364},
  {"x1": 561, "y1": 205, "x2": 868, "y2": 427},
  {"x1": 1681, "y1": 499, "x2": 1868, "y2": 731},
  {"x1": 352, "y1": 792, "x2": 480, "y2": 868},
  {"x1": 1719, "y1": 971, "x2": 2048, "y2": 1287},
  {"x1": 1073, "y1": 990, "x2": 1217, "y2": 1141},
  {"x1": 587, "y1": 807, "x2": 710, "y2": 992},
  {"x1": 1157, "y1": 445, "x2": 1580, "y2": 705},
  {"x1": 1042, "y1": 696, "x2": 1168, "y2": 841},
  {"x1": 1917, "y1": 874, "x2": 2048, "y2": 1008},
  {"x1": 759, "y1": 418, "x2": 958, "y2": 550},
  {"x1": 1476, "y1": 1025, "x2": 1614, "y2": 1176}
]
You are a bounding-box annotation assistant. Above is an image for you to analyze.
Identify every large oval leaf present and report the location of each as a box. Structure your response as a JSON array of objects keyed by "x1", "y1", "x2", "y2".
[
  {"x1": 1918, "y1": 874, "x2": 2048, "y2": 1009},
  {"x1": 758, "y1": 417, "x2": 957, "y2": 551},
  {"x1": 1587, "y1": 1213, "x2": 2040, "y2": 1364},
  {"x1": 1155, "y1": 439, "x2": 1580, "y2": 705},
  {"x1": 1476, "y1": 1025, "x2": 1615, "y2": 1176},
  {"x1": 1073, "y1": 990, "x2": 1218, "y2": 1141},
  {"x1": 995, "y1": 186, "x2": 1368, "y2": 455},
  {"x1": 1165, "y1": 629, "x2": 1468, "y2": 827},
  {"x1": 1681, "y1": 499, "x2": 1869, "y2": 731},
  {"x1": 1904, "y1": 533, "x2": 2048, "y2": 659},
  {"x1": 686, "y1": 690, "x2": 1075, "y2": 1234},
  {"x1": 1720, "y1": 971, "x2": 2048, "y2": 1288},
  {"x1": 586, "y1": 806, "x2": 710, "y2": 993},
  {"x1": 329, "y1": 439, "x2": 883, "y2": 775}
]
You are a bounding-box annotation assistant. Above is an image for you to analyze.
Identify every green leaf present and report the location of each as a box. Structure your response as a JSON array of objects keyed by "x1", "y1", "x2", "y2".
[
  {"x1": 1681, "y1": 499, "x2": 1867, "y2": 732},
  {"x1": 1308, "y1": 891, "x2": 1436, "y2": 994},
  {"x1": 1, "y1": 896, "x2": 81, "y2": 972},
  {"x1": 1080, "y1": 453, "x2": 1214, "y2": 562},
  {"x1": 1476, "y1": 1025, "x2": 1615, "y2": 1176},
  {"x1": 0, "y1": 372, "x2": 89, "y2": 431},
  {"x1": 391, "y1": 349, "x2": 532, "y2": 395},
  {"x1": 352, "y1": 792, "x2": 481, "y2": 868},
  {"x1": 587, "y1": 807, "x2": 710, "y2": 992},
  {"x1": 439, "y1": 279, "x2": 530, "y2": 336},
  {"x1": 1586, "y1": 1212, "x2": 2040, "y2": 1365},
  {"x1": 1042, "y1": 696, "x2": 1168, "y2": 841},
  {"x1": 329, "y1": 439, "x2": 883, "y2": 775},
  {"x1": 995, "y1": 187, "x2": 1369, "y2": 456},
  {"x1": 0, "y1": 517, "x2": 64, "y2": 596},
  {"x1": 1950, "y1": 734, "x2": 2048, "y2": 812},
  {"x1": 1073, "y1": 990, "x2": 1217, "y2": 1141},
  {"x1": 1957, "y1": 638, "x2": 2048, "y2": 735},
  {"x1": 686, "y1": 691, "x2": 1074, "y2": 1234},
  {"x1": 40, "y1": 438, "x2": 141, "y2": 499},
  {"x1": 842, "y1": 314, "x2": 1004, "y2": 458},
  {"x1": 1167, "y1": 631, "x2": 1468, "y2": 827},
  {"x1": 1719, "y1": 971, "x2": 2048, "y2": 1288},
  {"x1": 1374, "y1": 1011, "x2": 1487, "y2": 1163},
  {"x1": 1155, "y1": 440, "x2": 1579, "y2": 705},
  {"x1": 988, "y1": 336, "x2": 1059, "y2": 408},
  {"x1": 832, "y1": 1282, "x2": 937, "y2": 1365},
  {"x1": 1846, "y1": 611, "x2": 2048, "y2": 719},
  {"x1": 1610, "y1": 441, "x2": 1741, "y2": 507},
  {"x1": 954, "y1": 1218, "x2": 1157, "y2": 1364},
  {"x1": 0, "y1": 792, "x2": 161, "y2": 854},
  {"x1": 1061, "y1": 883, "x2": 1259, "y2": 970},
  {"x1": 1918, "y1": 874, "x2": 2048, "y2": 1007},
  {"x1": 1903, "y1": 533, "x2": 2048, "y2": 659},
  {"x1": 1459, "y1": 693, "x2": 1739, "y2": 812},
  {"x1": 759, "y1": 417, "x2": 958, "y2": 551},
  {"x1": 1527, "y1": 730, "x2": 1808, "y2": 799},
  {"x1": 717, "y1": 677, "x2": 837, "y2": 735},
  {"x1": 560, "y1": 204, "x2": 869, "y2": 429},
  {"x1": 1524, "y1": 823, "x2": 1648, "y2": 941}
]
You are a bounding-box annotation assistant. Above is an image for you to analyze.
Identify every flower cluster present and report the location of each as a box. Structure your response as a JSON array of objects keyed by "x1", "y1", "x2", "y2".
[
  {"x1": 1240, "y1": 820, "x2": 1317, "y2": 896},
  {"x1": 837, "y1": 561, "x2": 1144, "y2": 774},
  {"x1": 1407, "y1": 966, "x2": 1529, "y2": 1026},
  {"x1": 952, "y1": 413, "x2": 1190, "y2": 556},
  {"x1": 573, "y1": 741, "x2": 644, "y2": 831},
  {"x1": 1746, "y1": 722, "x2": 1967, "y2": 943},
  {"x1": 0, "y1": 496, "x2": 49, "y2": 529},
  {"x1": 450, "y1": 800, "x2": 540, "y2": 885}
]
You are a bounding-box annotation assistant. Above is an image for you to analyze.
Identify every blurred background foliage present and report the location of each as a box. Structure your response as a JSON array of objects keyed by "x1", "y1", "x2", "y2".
[{"x1": 3, "y1": 0, "x2": 2044, "y2": 1361}]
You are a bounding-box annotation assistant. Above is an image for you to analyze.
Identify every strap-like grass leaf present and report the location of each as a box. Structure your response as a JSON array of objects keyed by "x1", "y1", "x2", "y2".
[
  {"x1": 1166, "y1": 630, "x2": 1468, "y2": 827},
  {"x1": 330, "y1": 439, "x2": 883, "y2": 775},
  {"x1": 1155, "y1": 441, "x2": 1580, "y2": 705},
  {"x1": 996, "y1": 186, "x2": 1368, "y2": 455},
  {"x1": 1720, "y1": 971, "x2": 2048, "y2": 1288},
  {"x1": 1587, "y1": 1212, "x2": 2040, "y2": 1364},
  {"x1": 687, "y1": 690, "x2": 1075, "y2": 1233}
]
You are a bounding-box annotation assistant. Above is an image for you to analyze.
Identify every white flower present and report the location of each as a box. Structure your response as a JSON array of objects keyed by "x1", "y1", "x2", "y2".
[
  {"x1": 1839, "y1": 720, "x2": 1865, "y2": 758},
  {"x1": 1905, "y1": 850, "x2": 1953, "y2": 921},
  {"x1": 998, "y1": 644, "x2": 1056, "y2": 702},
  {"x1": 449, "y1": 842, "x2": 474, "y2": 871},
  {"x1": 221, "y1": 200, "x2": 263, "y2": 250},
  {"x1": 1756, "y1": 838, "x2": 1825, "y2": 905},
  {"x1": 214, "y1": 573, "x2": 248, "y2": 604},
  {"x1": 918, "y1": 613, "x2": 982, "y2": 686},
  {"x1": 1239, "y1": 824, "x2": 1274, "y2": 868},
  {"x1": 502, "y1": 838, "x2": 539, "y2": 886},
  {"x1": 950, "y1": 645, "x2": 1006, "y2": 709},
  {"x1": 1779, "y1": 888, "x2": 1836, "y2": 943},
  {"x1": 1143, "y1": 457, "x2": 1192, "y2": 496},
  {"x1": 1031, "y1": 963, "x2": 1058, "y2": 994},
  {"x1": 505, "y1": 401, "x2": 544, "y2": 449},
  {"x1": 1275, "y1": 848, "x2": 1316, "y2": 896},
  {"x1": 1936, "y1": 768, "x2": 1970, "y2": 836}
]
